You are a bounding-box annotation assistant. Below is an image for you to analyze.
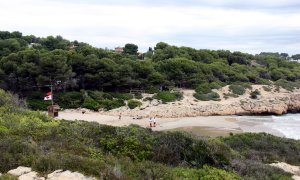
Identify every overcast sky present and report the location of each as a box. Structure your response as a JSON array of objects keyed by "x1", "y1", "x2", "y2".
[{"x1": 1, "y1": 0, "x2": 300, "y2": 54}]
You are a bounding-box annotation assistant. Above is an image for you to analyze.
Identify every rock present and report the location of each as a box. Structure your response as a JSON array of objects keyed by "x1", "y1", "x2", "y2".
[
  {"x1": 270, "y1": 162, "x2": 300, "y2": 175},
  {"x1": 0, "y1": 173, "x2": 2, "y2": 176},
  {"x1": 8, "y1": 166, "x2": 32, "y2": 177},
  {"x1": 151, "y1": 99, "x2": 160, "y2": 106},
  {"x1": 47, "y1": 170, "x2": 96, "y2": 180},
  {"x1": 293, "y1": 175, "x2": 300, "y2": 180},
  {"x1": 19, "y1": 171, "x2": 45, "y2": 180}
]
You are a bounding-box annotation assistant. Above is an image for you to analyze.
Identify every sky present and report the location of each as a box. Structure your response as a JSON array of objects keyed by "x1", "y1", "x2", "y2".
[{"x1": 0, "y1": 0, "x2": 300, "y2": 54}]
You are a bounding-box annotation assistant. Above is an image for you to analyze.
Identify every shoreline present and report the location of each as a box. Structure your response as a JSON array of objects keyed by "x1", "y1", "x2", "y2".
[{"x1": 57, "y1": 110, "x2": 287, "y2": 138}]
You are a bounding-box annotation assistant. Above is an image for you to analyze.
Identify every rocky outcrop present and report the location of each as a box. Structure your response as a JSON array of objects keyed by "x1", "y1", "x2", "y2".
[
  {"x1": 6, "y1": 166, "x2": 96, "y2": 180},
  {"x1": 270, "y1": 162, "x2": 300, "y2": 180},
  {"x1": 47, "y1": 170, "x2": 96, "y2": 180},
  {"x1": 8, "y1": 166, "x2": 32, "y2": 177},
  {"x1": 103, "y1": 87, "x2": 300, "y2": 118}
]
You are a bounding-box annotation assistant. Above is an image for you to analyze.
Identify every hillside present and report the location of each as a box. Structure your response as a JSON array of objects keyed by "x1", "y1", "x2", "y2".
[
  {"x1": 1, "y1": 31, "x2": 300, "y2": 113},
  {"x1": 1, "y1": 89, "x2": 300, "y2": 179}
]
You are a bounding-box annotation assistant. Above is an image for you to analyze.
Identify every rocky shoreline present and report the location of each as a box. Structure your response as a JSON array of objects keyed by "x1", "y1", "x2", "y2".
[{"x1": 102, "y1": 86, "x2": 300, "y2": 118}]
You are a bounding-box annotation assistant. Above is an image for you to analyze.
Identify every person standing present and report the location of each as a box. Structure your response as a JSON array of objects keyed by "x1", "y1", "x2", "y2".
[
  {"x1": 149, "y1": 117, "x2": 153, "y2": 127},
  {"x1": 119, "y1": 112, "x2": 122, "y2": 120},
  {"x1": 153, "y1": 116, "x2": 156, "y2": 127}
]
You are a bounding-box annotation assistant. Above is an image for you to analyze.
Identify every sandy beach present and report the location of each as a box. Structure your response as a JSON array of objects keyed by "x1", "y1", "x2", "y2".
[
  {"x1": 56, "y1": 85, "x2": 300, "y2": 138},
  {"x1": 57, "y1": 109, "x2": 285, "y2": 137}
]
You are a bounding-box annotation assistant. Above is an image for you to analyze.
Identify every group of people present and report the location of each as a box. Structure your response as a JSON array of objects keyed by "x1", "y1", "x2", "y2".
[
  {"x1": 118, "y1": 112, "x2": 157, "y2": 128},
  {"x1": 149, "y1": 116, "x2": 157, "y2": 128}
]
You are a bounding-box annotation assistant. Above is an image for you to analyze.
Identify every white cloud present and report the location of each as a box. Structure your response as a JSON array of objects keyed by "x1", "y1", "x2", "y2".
[{"x1": 0, "y1": 0, "x2": 300, "y2": 54}]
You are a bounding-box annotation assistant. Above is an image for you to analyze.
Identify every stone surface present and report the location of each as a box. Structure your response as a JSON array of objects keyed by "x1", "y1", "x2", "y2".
[
  {"x1": 19, "y1": 171, "x2": 45, "y2": 180},
  {"x1": 47, "y1": 170, "x2": 96, "y2": 180},
  {"x1": 8, "y1": 166, "x2": 32, "y2": 177}
]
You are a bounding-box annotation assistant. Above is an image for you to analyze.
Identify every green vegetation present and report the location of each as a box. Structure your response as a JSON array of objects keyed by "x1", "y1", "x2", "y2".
[
  {"x1": 223, "y1": 93, "x2": 239, "y2": 99},
  {"x1": 127, "y1": 100, "x2": 142, "y2": 109},
  {"x1": 0, "y1": 89, "x2": 298, "y2": 179},
  {"x1": 194, "y1": 92, "x2": 220, "y2": 101},
  {"x1": 274, "y1": 79, "x2": 300, "y2": 91},
  {"x1": 153, "y1": 91, "x2": 182, "y2": 103},
  {"x1": 1, "y1": 31, "x2": 300, "y2": 111},
  {"x1": 250, "y1": 89, "x2": 261, "y2": 99}
]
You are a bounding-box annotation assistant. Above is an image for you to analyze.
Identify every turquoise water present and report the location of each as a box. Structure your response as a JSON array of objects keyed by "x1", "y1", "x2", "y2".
[{"x1": 237, "y1": 114, "x2": 300, "y2": 140}]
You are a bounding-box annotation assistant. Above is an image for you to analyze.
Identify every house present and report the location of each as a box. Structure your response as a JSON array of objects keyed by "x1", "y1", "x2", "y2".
[{"x1": 114, "y1": 47, "x2": 124, "y2": 54}]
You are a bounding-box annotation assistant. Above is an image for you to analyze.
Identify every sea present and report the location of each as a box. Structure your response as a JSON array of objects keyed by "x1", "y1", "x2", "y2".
[{"x1": 236, "y1": 114, "x2": 300, "y2": 140}]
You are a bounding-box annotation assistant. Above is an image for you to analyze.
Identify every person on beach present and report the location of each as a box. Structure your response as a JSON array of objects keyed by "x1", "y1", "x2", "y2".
[
  {"x1": 119, "y1": 112, "x2": 122, "y2": 120},
  {"x1": 153, "y1": 116, "x2": 156, "y2": 127},
  {"x1": 149, "y1": 117, "x2": 153, "y2": 127}
]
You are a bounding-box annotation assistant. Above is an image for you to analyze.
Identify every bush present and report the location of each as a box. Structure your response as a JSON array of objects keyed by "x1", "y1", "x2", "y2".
[
  {"x1": 56, "y1": 92, "x2": 84, "y2": 109},
  {"x1": 145, "y1": 86, "x2": 160, "y2": 94},
  {"x1": 195, "y1": 83, "x2": 211, "y2": 94},
  {"x1": 173, "y1": 165, "x2": 242, "y2": 180},
  {"x1": 250, "y1": 89, "x2": 260, "y2": 99},
  {"x1": 99, "y1": 99, "x2": 125, "y2": 110},
  {"x1": 153, "y1": 91, "x2": 181, "y2": 103},
  {"x1": 134, "y1": 93, "x2": 143, "y2": 99},
  {"x1": 194, "y1": 92, "x2": 220, "y2": 101},
  {"x1": 143, "y1": 97, "x2": 153, "y2": 102},
  {"x1": 223, "y1": 93, "x2": 239, "y2": 99},
  {"x1": 127, "y1": 100, "x2": 142, "y2": 109},
  {"x1": 27, "y1": 99, "x2": 52, "y2": 110},
  {"x1": 88, "y1": 91, "x2": 113, "y2": 101},
  {"x1": 82, "y1": 97, "x2": 100, "y2": 111},
  {"x1": 209, "y1": 81, "x2": 225, "y2": 90},
  {"x1": 274, "y1": 79, "x2": 300, "y2": 91},
  {"x1": 109, "y1": 93, "x2": 133, "y2": 100},
  {"x1": 229, "y1": 85, "x2": 246, "y2": 95}
]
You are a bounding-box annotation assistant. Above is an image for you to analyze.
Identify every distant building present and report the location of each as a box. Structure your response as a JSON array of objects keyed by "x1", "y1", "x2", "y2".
[
  {"x1": 250, "y1": 60, "x2": 259, "y2": 66},
  {"x1": 69, "y1": 44, "x2": 78, "y2": 49},
  {"x1": 114, "y1": 47, "x2": 124, "y2": 54},
  {"x1": 28, "y1": 43, "x2": 40, "y2": 48}
]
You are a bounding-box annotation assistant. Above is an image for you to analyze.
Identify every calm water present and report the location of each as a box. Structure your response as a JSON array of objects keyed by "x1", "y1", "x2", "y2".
[{"x1": 237, "y1": 114, "x2": 300, "y2": 140}]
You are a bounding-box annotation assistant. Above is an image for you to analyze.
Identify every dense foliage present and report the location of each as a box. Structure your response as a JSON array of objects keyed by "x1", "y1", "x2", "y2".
[
  {"x1": 0, "y1": 89, "x2": 297, "y2": 179},
  {"x1": 1, "y1": 31, "x2": 300, "y2": 109}
]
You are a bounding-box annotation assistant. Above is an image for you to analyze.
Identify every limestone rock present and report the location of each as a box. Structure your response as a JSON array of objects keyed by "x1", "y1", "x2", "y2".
[
  {"x1": 47, "y1": 170, "x2": 96, "y2": 180},
  {"x1": 19, "y1": 171, "x2": 45, "y2": 180},
  {"x1": 8, "y1": 166, "x2": 32, "y2": 177}
]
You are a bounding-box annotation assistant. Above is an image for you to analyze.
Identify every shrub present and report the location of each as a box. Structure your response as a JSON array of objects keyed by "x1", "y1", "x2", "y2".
[
  {"x1": 143, "y1": 97, "x2": 153, "y2": 102},
  {"x1": 56, "y1": 92, "x2": 84, "y2": 109},
  {"x1": 88, "y1": 91, "x2": 113, "y2": 101},
  {"x1": 99, "y1": 99, "x2": 125, "y2": 110},
  {"x1": 195, "y1": 83, "x2": 211, "y2": 94},
  {"x1": 250, "y1": 89, "x2": 261, "y2": 99},
  {"x1": 82, "y1": 97, "x2": 100, "y2": 111},
  {"x1": 274, "y1": 79, "x2": 300, "y2": 91},
  {"x1": 27, "y1": 99, "x2": 52, "y2": 110},
  {"x1": 128, "y1": 100, "x2": 142, "y2": 109},
  {"x1": 194, "y1": 92, "x2": 220, "y2": 101},
  {"x1": 173, "y1": 165, "x2": 242, "y2": 180},
  {"x1": 153, "y1": 91, "x2": 181, "y2": 103},
  {"x1": 0, "y1": 174, "x2": 18, "y2": 180},
  {"x1": 209, "y1": 81, "x2": 225, "y2": 90},
  {"x1": 134, "y1": 93, "x2": 143, "y2": 99},
  {"x1": 145, "y1": 86, "x2": 160, "y2": 94},
  {"x1": 109, "y1": 93, "x2": 133, "y2": 100},
  {"x1": 223, "y1": 93, "x2": 239, "y2": 99},
  {"x1": 229, "y1": 85, "x2": 246, "y2": 95}
]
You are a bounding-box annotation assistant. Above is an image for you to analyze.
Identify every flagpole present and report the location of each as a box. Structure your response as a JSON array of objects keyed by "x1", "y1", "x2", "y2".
[{"x1": 51, "y1": 85, "x2": 54, "y2": 106}]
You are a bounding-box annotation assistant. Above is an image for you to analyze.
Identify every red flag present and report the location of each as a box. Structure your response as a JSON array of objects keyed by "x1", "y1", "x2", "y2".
[{"x1": 44, "y1": 92, "x2": 53, "y2": 101}]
